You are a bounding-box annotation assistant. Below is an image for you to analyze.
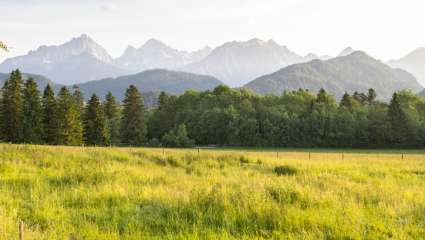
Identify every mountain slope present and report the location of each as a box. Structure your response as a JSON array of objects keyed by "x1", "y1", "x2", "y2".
[
  {"x1": 181, "y1": 39, "x2": 307, "y2": 87},
  {"x1": 388, "y1": 47, "x2": 425, "y2": 87},
  {"x1": 0, "y1": 34, "x2": 127, "y2": 85},
  {"x1": 76, "y1": 69, "x2": 223, "y2": 101},
  {"x1": 244, "y1": 51, "x2": 422, "y2": 100},
  {"x1": 116, "y1": 39, "x2": 211, "y2": 73}
]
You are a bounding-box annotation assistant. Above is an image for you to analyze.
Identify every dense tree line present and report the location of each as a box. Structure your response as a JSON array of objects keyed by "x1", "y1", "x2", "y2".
[{"x1": 1, "y1": 69, "x2": 425, "y2": 148}]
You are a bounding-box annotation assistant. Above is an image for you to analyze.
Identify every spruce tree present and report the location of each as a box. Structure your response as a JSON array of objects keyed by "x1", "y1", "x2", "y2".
[
  {"x1": 84, "y1": 94, "x2": 108, "y2": 145},
  {"x1": 103, "y1": 92, "x2": 121, "y2": 145},
  {"x1": 120, "y1": 85, "x2": 146, "y2": 146},
  {"x1": 388, "y1": 92, "x2": 409, "y2": 146},
  {"x1": 22, "y1": 78, "x2": 43, "y2": 143},
  {"x1": 56, "y1": 87, "x2": 83, "y2": 146},
  {"x1": 42, "y1": 84, "x2": 58, "y2": 144},
  {"x1": 340, "y1": 92, "x2": 354, "y2": 112},
  {"x1": 1, "y1": 69, "x2": 24, "y2": 142}
]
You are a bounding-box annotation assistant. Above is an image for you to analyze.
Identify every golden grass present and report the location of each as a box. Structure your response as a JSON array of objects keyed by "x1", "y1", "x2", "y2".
[{"x1": 0, "y1": 144, "x2": 424, "y2": 239}]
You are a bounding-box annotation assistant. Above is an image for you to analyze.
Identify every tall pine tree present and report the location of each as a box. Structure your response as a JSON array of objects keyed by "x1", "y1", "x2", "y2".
[
  {"x1": 120, "y1": 85, "x2": 146, "y2": 146},
  {"x1": 42, "y1": 84, "x2": 58, "y2": 144},
  {"x1": 1, "y1": 69, "x2": 24, "y2": 143},
  {"x1": 84, "y1": 94, "x2": 108, "y2": 145},
  {"x1": 103, "y1": 92, "x2": 121, "y2": 145},
  {"x1": 388, "y1": 92, "x2": 409, "y2": 146},
  {"x1": 22, "y1": 78, "x2": 43, "y2": 143},
  {"x1": 56, "y1": 87, "x2": 83, "y2": 146}
]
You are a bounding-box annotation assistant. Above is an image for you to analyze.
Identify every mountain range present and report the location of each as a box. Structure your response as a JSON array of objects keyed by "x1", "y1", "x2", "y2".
[
  {"x1": 180, "y1": 39, "x2": 321, "y2": 87},
  {"x1": 0, "y1": 34, "x2": 424, "y2": 101},
  {"x1": 0, "y1": 35, "x2": 328, "y2": 87},
  {"x1": 244, "y1": 51, "x2": 422, "y2": 100}
]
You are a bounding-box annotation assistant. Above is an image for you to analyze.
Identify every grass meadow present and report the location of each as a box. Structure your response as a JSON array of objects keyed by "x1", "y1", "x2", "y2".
[{"x1": 0, "y1": 144, "x2": 425, "y2": 239}]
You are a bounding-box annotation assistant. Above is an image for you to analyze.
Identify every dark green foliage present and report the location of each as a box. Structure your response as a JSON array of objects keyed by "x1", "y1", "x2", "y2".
[
  {"x1": 1, "y1": 69, "x2": 425, "y2": 148},
  {"x1": 162, "y1": 124, "x2": 194, "y2": 147},
  {"x1": 22, "y1": 78, "x2": 43, "y2": 143},
  {"x1": 56, "y1": 87, "x2": 83, "y2": 146},
  {"x1": 388, "y1": 93, "x2": 409, "y2": 146},
  {"x1": 1, "y1": 69, "x2": 24, "y2": 142},
  {"x1": 148, "y1": 86, "x2": 425, "y2": 148},
  {"x1": 274, "y1": 165, "x2": 298, "y2": 176},
  {"x1": 103, "y1": 92, "x2": 121, "y2": 145},
  {"x1": 120, "y1": 85, "x2": 146, "y2": 146},
  {"x1": 84, "y1": 94, "x2": 108, "y2": 145},
  {"x1": 42, "y1": 84, "x2": 58, "y2": 144}
]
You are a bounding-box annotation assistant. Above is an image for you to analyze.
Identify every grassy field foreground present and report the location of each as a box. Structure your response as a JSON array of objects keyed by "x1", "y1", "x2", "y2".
[{"x1": 0, "y1": 144, "x2": 425, "y2": 239}]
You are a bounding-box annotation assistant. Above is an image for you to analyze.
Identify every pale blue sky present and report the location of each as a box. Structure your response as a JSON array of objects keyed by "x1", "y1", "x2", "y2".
[{"x1": 1, "y1": 0, "x2": 424, "y2": 61}]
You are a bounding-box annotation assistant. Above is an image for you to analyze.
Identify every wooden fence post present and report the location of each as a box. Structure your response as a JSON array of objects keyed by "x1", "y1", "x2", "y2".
[{"x1": 19, "y1": 221, "x2": 24, "y2": 240}]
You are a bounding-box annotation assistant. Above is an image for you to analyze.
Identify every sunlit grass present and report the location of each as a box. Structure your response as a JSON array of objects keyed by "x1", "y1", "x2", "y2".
[{"x1": 0, "y1": 144, "x2": 424, "y2": 239}]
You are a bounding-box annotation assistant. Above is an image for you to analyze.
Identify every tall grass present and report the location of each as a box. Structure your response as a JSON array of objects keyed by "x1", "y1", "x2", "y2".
[{"x1": 0, "y1": 144, "x2": 424, "y2": 239}]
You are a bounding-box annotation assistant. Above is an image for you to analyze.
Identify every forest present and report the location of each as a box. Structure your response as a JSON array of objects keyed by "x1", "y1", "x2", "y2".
[{"x1": 1, "y1": 69, "x2": 425, "y2": 148}]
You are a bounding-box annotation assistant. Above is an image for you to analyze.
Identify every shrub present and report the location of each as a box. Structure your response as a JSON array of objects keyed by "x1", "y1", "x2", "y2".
[
  {"x1": 161, "y1": 124, "x2": 195, "y2": 148},
  {"x1": 239, "y1": 156, "x2": 250, "y2": 164},
  {"x1": 274, "y1": 165, "x2": 298, "y2": 176}
]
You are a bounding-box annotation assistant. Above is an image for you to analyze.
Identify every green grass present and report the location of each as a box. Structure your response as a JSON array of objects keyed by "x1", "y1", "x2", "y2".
[{"x1": 0, "y1": 144, "x2": 425, "y2": 239}]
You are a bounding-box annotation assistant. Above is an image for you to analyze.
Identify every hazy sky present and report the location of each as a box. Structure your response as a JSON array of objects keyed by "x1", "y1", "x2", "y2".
[{"x1": 1, "y1": 0, "x2": 424, "y2": 62}]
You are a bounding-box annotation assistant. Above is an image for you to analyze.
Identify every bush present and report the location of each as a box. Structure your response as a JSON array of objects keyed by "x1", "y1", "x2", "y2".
[
  {"x1": 162, "y1": 124, "x2": 195, "y2": 148},
  {"x1": 274, "y1": 165, "x2": 298, "y2": 176},
  {"x1": 239, "y1": 156, "x2": 250, "y2": 164},
  {"x1": 146, "y1": 138, "x2": 162, "y2": 147}
]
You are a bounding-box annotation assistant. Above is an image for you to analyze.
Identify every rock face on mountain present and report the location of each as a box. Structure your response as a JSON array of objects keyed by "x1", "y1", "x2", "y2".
[
  {"x1": 181, "y1": 39, "x2": 308, "y2": 87},
  {"x1": 76, "y1": 69, "x2": 223, "y2": 101},
  {"x1": 116, "y1": 39, "x2": 211, "y2": 73},
  {"x1": 0, "y1": 34, "x2": 127, "y2": 85},
  {"x1": 388, "y1": 47, "x2": 425, "y2": 87},
  {"x1": 244, "y1": 51, "x2": 422, "y2": 100}
]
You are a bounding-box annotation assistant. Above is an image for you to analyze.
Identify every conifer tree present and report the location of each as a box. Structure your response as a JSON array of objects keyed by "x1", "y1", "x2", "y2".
[
  {"x1": 1, "y1": 69, "x2": 23, "y2": 142},
  {"x1": 120, "y1": 85, "x2": 146, "y2": 145},
  {"x1": 84, "y1": 94, "x2": 108, "y2": 145},
  {"x1": 56, "y1": 87, "x2": 83, "y2": 146},
  {"x1": 22, "y1": 78, "x2": 43, "y2": 143},
  {"x1": 103, "y1": 92, "x2": 121, "y2": 145},
  {"x1": 340, "y1": 92, "x2": 354, "y2": 112},
  {"x1": 42, "y1": 84, "x2": 58, "y2": 144},
  {"x1": 388, "y1": 92, "x2": 409, "y2": 146}
]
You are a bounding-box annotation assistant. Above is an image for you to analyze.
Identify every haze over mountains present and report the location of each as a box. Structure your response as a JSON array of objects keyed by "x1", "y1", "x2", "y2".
[
  {"x1": 244, "y1": 51, "x2": 422, "y2": 100},
  {"x1": 0, "y1": 34, "x2": 424, "y2": 101},
  {"x1": 180, "y1": 39, "x2": 320, "y2": 87},
  {"x1": 388, "y1": 47, "x2": 425, "y2": 87}
]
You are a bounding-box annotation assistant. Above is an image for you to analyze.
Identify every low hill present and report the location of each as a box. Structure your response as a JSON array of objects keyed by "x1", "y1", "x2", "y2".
[
  {"x1": 0, "y1": 72, "x2": 61, "y2": 91},
  {"x1": 76, "y1": 69, "x2": 223, "y2": 101},
  {"x1": 244, "y1": 51, "x2": 422, "y2": 100}
]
